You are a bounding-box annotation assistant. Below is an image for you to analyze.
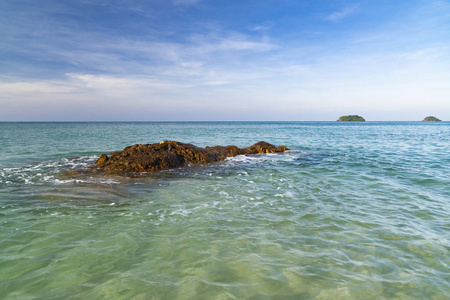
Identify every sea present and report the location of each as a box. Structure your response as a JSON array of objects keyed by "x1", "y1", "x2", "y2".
[{"x1": 0, "y1": 121, "x2": 449, "y2": 299}]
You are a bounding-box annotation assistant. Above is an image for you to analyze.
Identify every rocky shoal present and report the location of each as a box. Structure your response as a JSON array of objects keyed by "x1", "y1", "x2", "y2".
[{"x1": 95, "y1": 141, "x2": 288, "y2": 172}]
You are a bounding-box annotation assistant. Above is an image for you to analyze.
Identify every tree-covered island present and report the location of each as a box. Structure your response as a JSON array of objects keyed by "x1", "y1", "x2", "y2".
[
  {"x1": 422, "y1": 116, "x2": 441, "y2": 121},
  {"x1": 337, "y1": 115, "x2": 366, "y2": 122}
]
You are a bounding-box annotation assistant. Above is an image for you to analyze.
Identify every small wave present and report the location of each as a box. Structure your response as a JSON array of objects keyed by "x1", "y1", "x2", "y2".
[
  {"x1": 0, "y1": 155, "x2": 99, "y2": 185},
  {"x1": 224, "y1": 151, "x2": 300, "y2": 166},
  {"x1": 170, "y1": 209, "x2": 193, "y2": 217}
]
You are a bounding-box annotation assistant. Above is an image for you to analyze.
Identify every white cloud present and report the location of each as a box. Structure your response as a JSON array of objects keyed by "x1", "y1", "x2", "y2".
[
  {"x1": 249, "y1": 23, "x2": 274, "y2": 32},
  {"x1": 24, "y1": 31, "x2": 278, "y2": 78},
  {"x1": 398, "y1": 48, "x2": 446, "y2": 61},
  {"x1": 65, "y1": 73, "x2": 192, "y2": 93},
  {"x1": 325, "y1": 5, "x2": 358, "y2": 22},
  {"x1": 1, "y1": 50, "x2": 450, "y2": 121},
  {"x1": 187, "y1": 33, "x2": 278, "y2": 54},
  {"x1": 202, "y1": 81, "x2": 229, "y2": 86},
  {"x1": 0, "y1": 81, "x2": 75, "y2": 95},
  {"x1": 173, "y1": 0, "x2": 202, "y2": 6},
  {"x1": 216, "y1": 38, "x2": 276, "y2": 52}
]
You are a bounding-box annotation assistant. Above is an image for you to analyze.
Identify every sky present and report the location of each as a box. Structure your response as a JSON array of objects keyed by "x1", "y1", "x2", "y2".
[{"x1": 1, "y1": 0, "x2": 449, "y2": 121}]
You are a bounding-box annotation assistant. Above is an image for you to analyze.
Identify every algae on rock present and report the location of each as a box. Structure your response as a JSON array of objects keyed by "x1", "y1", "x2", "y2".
[{"x1": 94, "y1": 141, "x2": 288, "y2": 173}]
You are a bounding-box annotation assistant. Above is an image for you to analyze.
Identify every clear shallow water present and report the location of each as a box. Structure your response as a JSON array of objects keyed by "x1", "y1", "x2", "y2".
[{"x1": 0, "y1": 122, "x2": 449, "y2": 299}]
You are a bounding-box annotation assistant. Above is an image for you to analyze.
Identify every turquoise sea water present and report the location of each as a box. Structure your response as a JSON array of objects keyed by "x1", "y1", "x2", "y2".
[{"x1": 0, "y1": 122, "x2": 449, "y2": 299}]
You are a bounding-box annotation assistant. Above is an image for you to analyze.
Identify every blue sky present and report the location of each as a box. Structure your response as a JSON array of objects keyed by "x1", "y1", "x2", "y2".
[{"x1": 1, "y1": 0, "x2": 449, "y2": 121}]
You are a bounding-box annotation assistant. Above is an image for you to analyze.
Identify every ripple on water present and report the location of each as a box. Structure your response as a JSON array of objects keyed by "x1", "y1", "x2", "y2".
[{"x1": 1, "y1": 122, "x2": 450, "y2": 299}]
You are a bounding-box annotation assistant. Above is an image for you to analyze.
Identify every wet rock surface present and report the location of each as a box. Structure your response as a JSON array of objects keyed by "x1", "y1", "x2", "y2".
[{"x1": 94, "y1": 141, "x2": 288, "y2": 172}]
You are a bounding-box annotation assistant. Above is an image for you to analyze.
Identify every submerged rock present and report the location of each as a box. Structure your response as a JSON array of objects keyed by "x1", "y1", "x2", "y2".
[
  {"x1": 422, "y1": 116, "x2": 441, "y2": 121},
  {"x1": 95, "y1": 141, "x2": 288, "y2": 172},
  {"x1": 337, "y1": 115, "x2": 365, "y2": 121}
]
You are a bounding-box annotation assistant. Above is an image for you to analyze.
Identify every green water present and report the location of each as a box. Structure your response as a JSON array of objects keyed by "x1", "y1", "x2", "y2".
[{"x1": 1, "y1": 122, "x2": 449, "y2": 299}]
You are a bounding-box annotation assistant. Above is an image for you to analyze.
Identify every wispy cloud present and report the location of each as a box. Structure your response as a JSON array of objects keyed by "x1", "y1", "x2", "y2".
[
  {"x1": 202, "y1": 81, "x2": 229, "y2": 86},
  {"x1": 0, "y1": 81, "x2": 76, "y2": 96},
  {"x1": 249, "y1": 22, "x2": 274, "y2": 32},
  {"x1": 173, "y1": 0, "x2": 202, "y2": 6},
  {"x1": 398, "y1": 47, "x2": 446, "y2": 61},
  {"x1": 325, "y1": 5, "x2": 358, "y2": 22},
  {"x1": 65, "y1": 73, "x2": 192, "y2": 93},
  {"x1": 186, "y1": 32, "x2": 277, "y2": 54}
]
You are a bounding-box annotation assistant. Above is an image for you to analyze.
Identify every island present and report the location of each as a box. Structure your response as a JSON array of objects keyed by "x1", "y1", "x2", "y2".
[
  {"x1": 337, "y1": 115, "x2": 365, "y2": 122},
  {"x1": 422, "y1": 116, "x2": 441, "y2": 122},
  {"x1": 94, "y1": 141, "x2": 288, "y2": 172}
]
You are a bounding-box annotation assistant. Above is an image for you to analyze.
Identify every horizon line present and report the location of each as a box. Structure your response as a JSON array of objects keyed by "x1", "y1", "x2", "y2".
[{"x1": 0, "y1": 120, "x2": 446, "y2": 123}]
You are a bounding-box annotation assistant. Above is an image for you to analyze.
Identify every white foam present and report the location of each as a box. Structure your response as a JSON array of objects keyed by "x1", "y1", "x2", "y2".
[
  {"x1": 223, "y1": 152, "x2": 300, "y2": 169},
  {"x1": 1, "y1": 155, "x2": 106, "y2": 185},
  {"x1": 274, "y1": 191, "x2": 294, "y2": 198},
  {"x1": 219, "y1": 191, "x2": 232, "y2": 199},
  {"x1": 170, "y1": 209, "x2": 192, "y2": 217}
]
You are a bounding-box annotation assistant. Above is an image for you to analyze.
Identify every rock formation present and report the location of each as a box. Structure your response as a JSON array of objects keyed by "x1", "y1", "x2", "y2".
[
  {"x1": 422, "y1": 116, "x2": 441, "y2": 121},
  {"x1": 337, "y1": 115, "x2": 365, "y2": 121},
  {"x1": 95, "y1": 141, "x2": 288, "y2": 172}
]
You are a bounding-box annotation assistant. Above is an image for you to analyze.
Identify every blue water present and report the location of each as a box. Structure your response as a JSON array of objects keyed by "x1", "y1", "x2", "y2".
[{"x1": 1, "y1": 122, "x2": 449, "y2": 299}]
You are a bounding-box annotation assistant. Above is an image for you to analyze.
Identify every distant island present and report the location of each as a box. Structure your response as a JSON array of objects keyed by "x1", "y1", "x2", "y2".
[
  {"x1": 422, "y1": 116, "x2": 441, "y2": 122},
  {"x1": 337, "y1": 115, "x2": 365, "y2": 122}
]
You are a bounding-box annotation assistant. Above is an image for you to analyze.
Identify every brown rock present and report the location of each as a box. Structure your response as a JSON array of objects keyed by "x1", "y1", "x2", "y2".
[
  {"x1": 94, "y1": 141, "x2": 288, "y2": 172},
  {"x1": 96, "y1": 154, "x2": 109, "y2": 164}
]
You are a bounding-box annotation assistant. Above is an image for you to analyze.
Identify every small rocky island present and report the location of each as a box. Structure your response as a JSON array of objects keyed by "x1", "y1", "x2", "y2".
[
  {"x1": 422, "y1": 116, "x2": 441, "y2": 122},
  {"x1": 95, "y1": 141, "x2": 288, "y2": 172},
  {"x1": 337, "y1": 115, "x2": 365, "y2": 122}
]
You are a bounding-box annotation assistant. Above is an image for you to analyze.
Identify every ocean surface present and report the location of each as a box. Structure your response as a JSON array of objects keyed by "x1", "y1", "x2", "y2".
[{"x1": 0, "y1": 121, "x2": 449, "y2": 299}]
